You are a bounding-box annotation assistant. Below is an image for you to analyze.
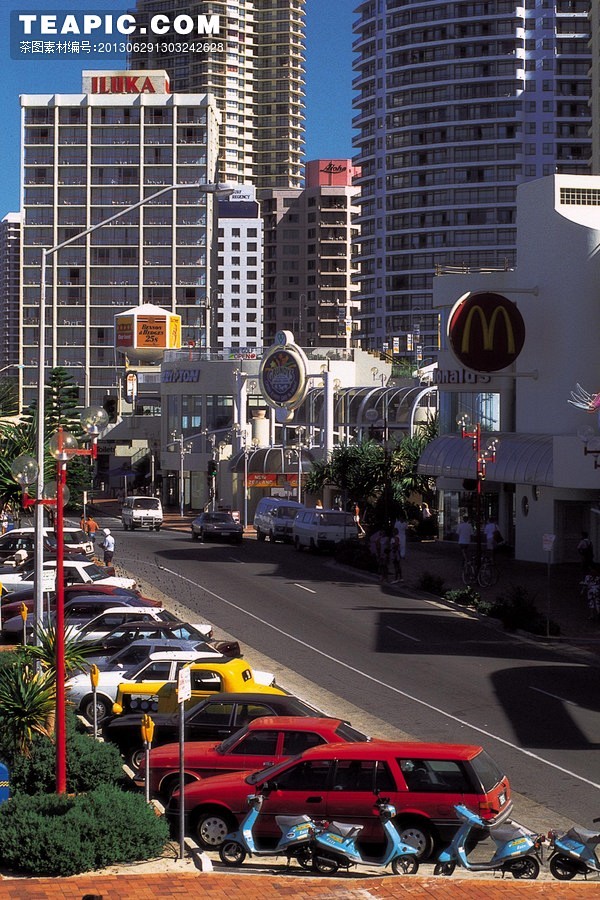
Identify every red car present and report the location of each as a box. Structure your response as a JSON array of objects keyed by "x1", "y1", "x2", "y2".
[
  {"x1": 136, "y1": 716, "x2": 369, "y2": 800},
  {"x1": 166, "y1": 740, "x2": 511, "y2": 859}
]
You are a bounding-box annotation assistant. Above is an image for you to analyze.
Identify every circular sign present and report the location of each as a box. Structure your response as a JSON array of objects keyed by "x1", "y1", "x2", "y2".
[
  {"x1": 259, "y1": 342, "x2": 308, "y2": 410},
  {"x1": 448, "y1": 292, "x2": 525, "y2": 372}
]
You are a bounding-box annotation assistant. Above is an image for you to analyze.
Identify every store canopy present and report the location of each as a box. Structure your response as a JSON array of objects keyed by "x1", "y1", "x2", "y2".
[
  {"x1": 228, "y1": 446, "x2": 316, "y2": 474},
  {"x1": 417, "y1": 433, "x2": 553, "y2": 486}
]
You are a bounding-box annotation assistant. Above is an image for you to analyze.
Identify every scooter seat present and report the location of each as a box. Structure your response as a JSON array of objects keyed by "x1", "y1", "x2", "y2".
[
  {"x1": 275, "y1": 814, "x2": 313, "y2": 829},
  {"x1": 328, "y1": 821, "x2": 364, "y2": 838},
  {"x1": 488, "y1": 823, "x2": 528, "y2": 844},
  {"x1": 567, "y1": 826, "x2": 600, "y2": 844}
]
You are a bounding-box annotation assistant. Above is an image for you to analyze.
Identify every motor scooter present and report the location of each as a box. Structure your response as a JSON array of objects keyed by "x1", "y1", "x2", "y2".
[
  {"x1": 218, "y1": 790, "x2": 314, "y2": 869},
  {"x1": 547, "y1": 817, "x2": 600, "y2": 880},
  {"x1": 310, "y1": 796, "x2": 420, "y2": 876},
  {"x1": 434, "y1": 804, "x2": 544, "y2": 879}
]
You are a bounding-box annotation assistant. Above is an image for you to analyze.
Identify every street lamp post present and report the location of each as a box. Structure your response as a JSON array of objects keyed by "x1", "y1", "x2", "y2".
[
  {"x1": 11, "y1": 407, "x2": 108, "y2": 794},
  {"x1": 170, "y1": 432, "x2": 192, "y2": 518},
  {"x1": 457, "y1": 414, "x2": 499, "y2": 572},
  {"x1": 32, "y1": 179, "x2": 235, "y2": 643}
]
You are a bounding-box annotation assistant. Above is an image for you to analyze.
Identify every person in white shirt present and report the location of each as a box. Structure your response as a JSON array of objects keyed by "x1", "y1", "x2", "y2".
[
  {"x1": 456, "y1": 516, "x2": 473, "y2": 560},
  {"x1": 101, "y1": 528, "x2": 115, "y2": 565}
]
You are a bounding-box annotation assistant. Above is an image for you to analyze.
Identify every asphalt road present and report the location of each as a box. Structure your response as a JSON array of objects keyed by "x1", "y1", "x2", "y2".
[{"x1": 107, "y1": 522, "x2": 600, "y2": 834}]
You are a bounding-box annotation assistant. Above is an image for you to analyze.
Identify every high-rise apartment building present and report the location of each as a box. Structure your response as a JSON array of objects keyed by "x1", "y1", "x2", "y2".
[
  {"x1": 20, "y1": 70, "x2": 221, "y2": 408},
  {"x1": 216, "y1": 185, "x2": 263, "y2": 351},
  {"x1": 353, "y1": 0, "x2": 592, "y2": 355},
  {"x1": 0, "y1": 213, "x2": 21, "y2": 373},
  {"x1": 129, "y1": 0, "x2": 306, "y2": 188},
  {"x1": 260, "y1": 159, "x2": 360, "y2": 348}
]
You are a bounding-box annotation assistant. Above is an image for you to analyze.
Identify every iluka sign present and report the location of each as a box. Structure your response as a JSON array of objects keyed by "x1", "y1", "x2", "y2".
[
  {"x1": 448, "y1": 291, "x2": 526, "y2": 372},
  {"x1": 82, "y1": 70, "x2": 170, "y2": 95}
]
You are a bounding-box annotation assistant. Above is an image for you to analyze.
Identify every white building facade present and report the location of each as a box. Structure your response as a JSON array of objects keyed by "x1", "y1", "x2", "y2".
[
  {"x1": 0, "y1": 212, "x2": 22, "y2": 373},
  {"x1": 419, "y1": 175, "x2": 600, "y2": 564},
  {"x1": 19, "y1": 70, "x2": 221, "y2": 408}
]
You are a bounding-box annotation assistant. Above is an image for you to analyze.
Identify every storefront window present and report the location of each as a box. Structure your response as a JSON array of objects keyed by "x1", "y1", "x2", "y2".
[{"x1": 206, "y1": 394, "x2": 233, "y2": 432}]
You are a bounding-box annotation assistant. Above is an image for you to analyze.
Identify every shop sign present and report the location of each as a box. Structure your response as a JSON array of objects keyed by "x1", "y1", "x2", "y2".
[{"x1": 448, "y1": 291, "x2": 525, "y2": 372}]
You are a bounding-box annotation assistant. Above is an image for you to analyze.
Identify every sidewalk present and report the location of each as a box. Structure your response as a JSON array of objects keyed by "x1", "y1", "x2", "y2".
[{"x1": 0, "y1": 870, "x2": 597, "y2": 899}]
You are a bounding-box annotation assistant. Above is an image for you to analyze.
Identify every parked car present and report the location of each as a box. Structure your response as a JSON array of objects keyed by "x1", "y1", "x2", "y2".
[
  {"x1": 253, "y1": 498, "x2": 303, "y2": 543},
  {"x1": 166, "y1": 740, "x2": 512, "y2": 858},
  {"x1": 96, "y1": 620, "x2": 216, "y2": 653},
  {"x1": 68, "y1": 647, "x2": 230, "y2": 722},
  {"x1": 0, "y1": 556, "x2": 136, "y2": 595},
  {"x1": 103, "y1": 691, "x2": 325, "y2": 770},
  {"x1": 136, "y1": 716, "x2": 369, "y2": 797},
  {"x1": 0, "y1": 526, "x2": 94, "y2": 563},
  {"x1": 191, "y1": 512, "x2": 243, "y2": 544},
  {"x1": 121, "y1": 496, "x2": 163, "y2": 532},
  {"x1": 292, "y1": 508, "x2": 359, "y2": 552},
  {"x1": 2, "y1": 593, "x2": 160, "y2": 642},
  {"x1": 1, "y1": 583, "x2": 155, "y2": 620},
  {"x1": 111, "y1": 658, "x2": 283, "y2": 717}
]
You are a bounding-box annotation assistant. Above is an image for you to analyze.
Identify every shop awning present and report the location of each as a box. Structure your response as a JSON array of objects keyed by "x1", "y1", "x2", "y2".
[
  {"x1": 417, "y1": 433, "x2": 553, "y2": 486},
  {"x1": 228, "y1": 446, "x2": 317, "y2": 474}
]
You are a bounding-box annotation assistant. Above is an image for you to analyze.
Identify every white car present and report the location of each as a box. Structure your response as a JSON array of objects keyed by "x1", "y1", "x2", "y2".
[
  {"x1": 67, "y1": 649, "x2": 225, "y2": 723},
  {"x1": 0, "y1": 558, "x2": 135, "y2": 594}
]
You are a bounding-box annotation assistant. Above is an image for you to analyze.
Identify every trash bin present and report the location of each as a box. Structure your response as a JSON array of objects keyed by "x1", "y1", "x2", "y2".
[{"x1": 0, "y1": 762, "x2": 9, "y2": 805}]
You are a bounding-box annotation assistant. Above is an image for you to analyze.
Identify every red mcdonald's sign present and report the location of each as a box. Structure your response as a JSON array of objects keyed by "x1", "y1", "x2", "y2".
[{"x1": 448, "y1": 291, "x2": 525, "y2": 372}]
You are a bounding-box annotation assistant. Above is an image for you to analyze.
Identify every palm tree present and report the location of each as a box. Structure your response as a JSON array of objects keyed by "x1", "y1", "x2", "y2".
[
  {"x1": 0, "y1": 653, "x2": 56, "y2": 756},
  {"x1": 24, "y1": 623, "x2": 100, "y2": 680}
]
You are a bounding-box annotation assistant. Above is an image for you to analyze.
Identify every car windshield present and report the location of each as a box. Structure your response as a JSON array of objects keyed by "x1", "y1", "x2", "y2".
[
  {"x1": 204, "y1": 514, "x2": 232, "y2": 523},
  {"x1": 280, "y1": 507, "x2": 300, "y2": 519},
  {"x1": 469, "y1": 749, "x2": 504, "y2": 792},
  {"x1": 318, "y1": 513, "x2": 355, "y2": 526},
  {"x1": 66, "y1": 530, "x2": 88, "y2": 543},
  {"x1": 217, "y1": 727, "x2": 249, "y2": 754},
  {"x1": 133, "y1": 499, "x2": 160, "y2": 510},
  {"x1": 246, "y1": 754, "x2": 302, "y2": 785},
  {"x1": 83, "y1": 564, "x2": 108, "y2": 581},
  {"x1": 333, "y1": 722, "x2": 370, "y2": 742}
]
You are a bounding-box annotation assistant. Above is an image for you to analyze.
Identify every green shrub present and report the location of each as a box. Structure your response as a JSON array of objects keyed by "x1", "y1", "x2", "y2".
[
  {"x1": 489, "y1": 585, "x2": 561, "y2": 636},
  {"x1": 0, "y1": 711, "x2": 125, "y2": 796},
  {"x1": 335, "y1": 538, "x2": 378, "y2": 572},
  {"x1": 443, "y1": 586, "x2": 481, "y2": 607},
  {"x1": 0, "y1": 785, "x2": 169, "y2": 877},
  {"x1": 418, "y1": 572, "x2": 445, "y2": 595}
]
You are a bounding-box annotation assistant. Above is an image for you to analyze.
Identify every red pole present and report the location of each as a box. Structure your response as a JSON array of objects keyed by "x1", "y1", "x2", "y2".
[
  {"x1": 475, "y1": 424, "x2": 483, "y2": 573},
  {"x1": 55, "y1": 432, "x2": 67, "y2": 794}
]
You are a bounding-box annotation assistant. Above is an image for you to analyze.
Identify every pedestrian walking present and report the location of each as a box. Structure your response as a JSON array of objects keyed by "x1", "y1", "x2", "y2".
[
  {"x1": 577, "y1": 531, "x2": 594, "y2": 574},
  {"x1": 85, "y1": 515, "x2": 100, "y2": 544},
  {"x1": 353, "y1": 502, "x2": 365, "y2": 536},
  {"x1": 581, "y1": 570, "x2": 600, "y2": 620},
  {"x1": 457, "y1": 515, "x2": 473, "y2": 560},
  {"x1": 376, "y1": 529, "x2": 391, "y2": 583},
  {"x1": 100, "y1": 527, "x2": 115, "y2": 565},
  {"x1": 393, "y1": 514, "x2": 408, "y2": 561},
  {"x1": 390, "y1": 528, "x2": 404, "y2": 583},
  {"x1": 484, "y1": 518, "x2": 503, "y2": 557}
]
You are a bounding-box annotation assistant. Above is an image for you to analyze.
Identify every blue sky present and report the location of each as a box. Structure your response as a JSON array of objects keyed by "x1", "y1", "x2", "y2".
[{"x1": 0, "y1": 0, "x2": 354, "y2": 215}]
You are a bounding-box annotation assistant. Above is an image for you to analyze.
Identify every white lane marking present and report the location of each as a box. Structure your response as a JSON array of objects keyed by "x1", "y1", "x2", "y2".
[
  {"x1": 531, "y1": 686, "x2": 580, "y2": 708},
  {"x1": 156, "y1": 565, "x2": 600, "y2": 791},
  {"x1": 386, "y1": 625, "x2": 421, "y2": 643},
  {"x1": 228, "y1": 557, "x2": 245, "y2": 563},
  {"x1": 293, "y1": 583, "x2": 317, "y2": 594}
]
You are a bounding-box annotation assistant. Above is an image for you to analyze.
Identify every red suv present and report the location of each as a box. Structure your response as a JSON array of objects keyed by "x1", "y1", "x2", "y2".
[
  {"x1": 166, "y1": 740, "x2": 511, "y2": 858},
  {"x1": 136, "y1": 716, "x2": 369, "y2": 799}
]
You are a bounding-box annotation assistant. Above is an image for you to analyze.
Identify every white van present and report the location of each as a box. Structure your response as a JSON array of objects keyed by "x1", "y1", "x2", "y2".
[
  {"x1": 254, "y1": 497, "x2": 304, "y2": 543},
  {"x1": 292, "y1": 508, "x2": 358, "y2": 552},
  {"x1": 122, "y1": 496, "x2": 163, "y2": 531}
]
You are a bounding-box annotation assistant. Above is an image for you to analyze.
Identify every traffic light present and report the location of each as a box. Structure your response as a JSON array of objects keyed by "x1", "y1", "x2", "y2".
[
  {"x1": 207, "y1": 460, "x2": 217, "y2": 478},
  {"x1": 102, "y1": 394, "x2": 118, "y2": 424}
]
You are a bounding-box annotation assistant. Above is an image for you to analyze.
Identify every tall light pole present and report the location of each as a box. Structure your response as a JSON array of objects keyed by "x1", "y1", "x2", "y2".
[
  {"x1": 169, "y1": 432, "x2": 192, "y2": 518},
  {"x1": 457, "y1": 414, "x2": 499, "y2": 572},
  {"x1": 32, "y1": 179, "x2": 235, "y2": 641},
  {"x1": 11, "y1": 407, "x2": 108, "y2": 794}
]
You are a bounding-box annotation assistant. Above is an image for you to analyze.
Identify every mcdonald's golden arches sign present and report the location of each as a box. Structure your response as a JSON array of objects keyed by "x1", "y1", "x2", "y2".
[{"x1": 448, "y1": 291, "x2": 525, "y2": 372}]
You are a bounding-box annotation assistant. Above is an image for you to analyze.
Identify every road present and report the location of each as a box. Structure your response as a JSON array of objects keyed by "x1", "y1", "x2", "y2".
[{"x1": 110, "y1": 523, "x2": 600, "y2": 832}]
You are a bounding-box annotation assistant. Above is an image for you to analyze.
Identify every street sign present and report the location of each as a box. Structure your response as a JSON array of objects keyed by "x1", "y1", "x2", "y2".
[
  {"x1": 42, "y1": 570, "x2": 56, "y2": 593},
  {"x1": 542, "y1": 533, "x2": 556, "y2": 552},
  {"x1": 177, "y1": 666, "x2": 191, "y2": 703}
]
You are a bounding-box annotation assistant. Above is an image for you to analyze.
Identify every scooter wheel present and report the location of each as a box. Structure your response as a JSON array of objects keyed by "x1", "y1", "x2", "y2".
[
  {"x1": 511, "y1": 856, "x2": 540, "y2": 880},
  {"x1": 434, "y1": 861, "x2": 456, "y2": 876},
  {"x1": 549, "y1": 854, "x2": 578, "y2": 881},
  {"x1": 392, "y1": 854, "x2": 419, "y2": 875},
  {"x1": 312, "y1": 854, "x2": 340, "y2": 875},
  {"x1": 294, "y1": 847, "x2": 313, "y2": 870},
  {"x1": 218, "y1": 840, "x2": 247, "y2": 867}
]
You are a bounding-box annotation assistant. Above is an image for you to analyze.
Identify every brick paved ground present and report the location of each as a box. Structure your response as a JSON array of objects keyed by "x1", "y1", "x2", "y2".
[{"x1": 0, "y1": 871, "x2": 598, "y2": 899}]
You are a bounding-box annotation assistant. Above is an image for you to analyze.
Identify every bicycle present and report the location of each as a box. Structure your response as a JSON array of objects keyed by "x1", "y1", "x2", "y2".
[{"x1": 462, "y1": 553, "x2": 499, "y2": 588}]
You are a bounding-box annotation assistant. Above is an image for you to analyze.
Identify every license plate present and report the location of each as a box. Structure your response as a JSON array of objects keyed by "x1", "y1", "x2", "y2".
[{"x1": 499, "y1": 791, "x2": 506, "y2": 806}]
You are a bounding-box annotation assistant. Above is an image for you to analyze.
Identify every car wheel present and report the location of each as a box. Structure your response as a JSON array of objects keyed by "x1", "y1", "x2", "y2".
[
  {"x1": 269, "y1": 530, "x2": 276, "y2": 542},
  {"x1": 194, "y1": 808, "x2": 237, "y2": 849},
  {"x1": 129, "y1": 746, "x2": 145, "y2": 770},
  {"x1": 155, "y1": 525, "x2": 161, "y2": 532},
  {"x1": 395, "y1": 820, "x2": 435, "y2": 859},
  {"x1": 198, "y1": 530, "x2": 205, "y2": 543},
  {"x1": 81, "y1": 693, "x2": 111, "y2": 723},
  {"x1": 256, "y1": 528, "x2": 266, "y2": 542}
]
